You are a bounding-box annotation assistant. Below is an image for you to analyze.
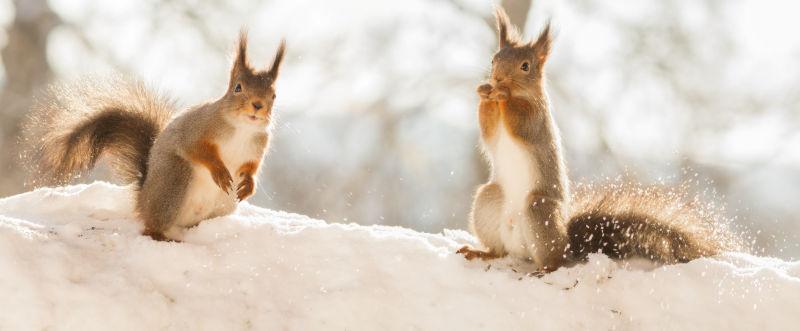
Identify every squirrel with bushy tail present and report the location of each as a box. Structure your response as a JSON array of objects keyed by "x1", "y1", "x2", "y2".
[
  {"x1": 458, "y1": 8, "x2": 738, "y2": 271},
  {"x1": 24, "y1": 31, "x2": 285, "y2": 241}
]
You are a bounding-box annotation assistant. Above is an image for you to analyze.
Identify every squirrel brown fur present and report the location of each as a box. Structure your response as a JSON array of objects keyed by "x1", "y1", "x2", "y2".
[
  {"x1": 567, "y1": 182, "x2": 737, "y2": 264},
  {"x1": 23, "y1": 31, "x2": 286, "y2": 241},
  {"x1": 457, "y1": 7, "x2": 737, "y2": 270},
  {"x1": 457, "y1": 7, "x2": 568, "y2": 272}
]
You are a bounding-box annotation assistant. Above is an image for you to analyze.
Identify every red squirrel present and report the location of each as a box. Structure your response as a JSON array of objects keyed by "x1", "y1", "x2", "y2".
[
  {"x1": 458, "y1": 8, "x2": 735, "y2": 271},
  {"x1": 25, "y1": 31, "x2": 285, "y2": 241}
]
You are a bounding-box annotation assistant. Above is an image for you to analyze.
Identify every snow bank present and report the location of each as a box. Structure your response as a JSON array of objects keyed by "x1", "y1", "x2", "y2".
[{"x1": 0, "y1": 182, "x2": 798, "y2": 330}]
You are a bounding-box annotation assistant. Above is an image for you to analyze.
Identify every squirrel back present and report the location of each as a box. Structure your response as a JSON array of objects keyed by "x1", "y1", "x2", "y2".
[
  {"x1": 567, "y1": 182, "x2": 742, "y2": 264},
  {"x1": 23, "y1": 77, "x2": 174, "y2": 188}
]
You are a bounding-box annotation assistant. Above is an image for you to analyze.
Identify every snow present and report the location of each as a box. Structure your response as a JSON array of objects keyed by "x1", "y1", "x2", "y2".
[{"x1": 0, "y1": 182, "x2": 798, "y2": 330}]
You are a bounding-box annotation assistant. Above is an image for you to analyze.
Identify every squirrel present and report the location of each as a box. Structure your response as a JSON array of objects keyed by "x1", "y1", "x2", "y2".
[
  {"x1": 457, "y1": 8, "x2": 736, "y2": 271},
  {"x1": 23, "y1": 31, "x2": 286, "y2": 241}
]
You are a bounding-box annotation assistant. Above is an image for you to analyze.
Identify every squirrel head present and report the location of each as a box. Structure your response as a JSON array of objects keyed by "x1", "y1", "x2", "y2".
[
  {"x1": 489, "y1": 7, "x2": 551, "y2": 92},
  {"x1": 224, "y1": 30, "x2": 286, "y2": 125}
]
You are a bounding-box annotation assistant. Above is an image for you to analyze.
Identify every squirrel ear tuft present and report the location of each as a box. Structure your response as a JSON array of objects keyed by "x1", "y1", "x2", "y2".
[
  {"x1": 494, "y1": 6, "x2": 518, "y2": 48},
  {"x1": 266, "y1": 39, "x2": 286, "y2": 80},
  {"x1": 531, "y1": 21, "x2": 552, "y2": 65},
  {"x1": 231, "y1": 29, "x2": 250, "y2": 78}
]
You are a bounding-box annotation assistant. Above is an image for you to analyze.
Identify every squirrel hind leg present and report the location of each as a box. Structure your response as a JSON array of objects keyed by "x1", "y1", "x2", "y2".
[
  {"x1": 142, "y1": 228, "x2": 170, "y2": 242},
  {"x1": 135, "y1": 153, "x2": 192, "y2": 239},
  {"x1": 456, "y1": 245, "x2": 504, "y2": 260},
  {"x1": 469, "y1": 183, "x2": 506, "y2": 253},
  {"x1": 525, "y1": 197, "x2": 569, "y2": 272},
  {"x1": 142, "y1": 226, "x2": 183, "y2": 242}
]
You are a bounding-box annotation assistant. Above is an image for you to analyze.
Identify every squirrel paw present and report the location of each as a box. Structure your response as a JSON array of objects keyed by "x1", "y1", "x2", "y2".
[
  {"x1": 211, "y1": 168, "x2": 234, "y2": 193},
  {"x1": 477, "y1": 83, "x2": 493, "y2": 99},
  {"x1": 237, "y1": 176, "x2": 255, "y2": 201},
  {"x1": 142, "y1": 229, "x2": 180, "y2": 242},
  {"x1": 490, "y1": 86, "x2": 510, "y2": 102},
  {"x1": 457, "y1": 245, "x2": 501, "y2": 261}
]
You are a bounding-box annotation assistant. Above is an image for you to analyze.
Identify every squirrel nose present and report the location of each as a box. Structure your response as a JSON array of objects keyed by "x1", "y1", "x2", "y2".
[{"x1": 252, "y1": 102, "x2": 263, "y2": 110}]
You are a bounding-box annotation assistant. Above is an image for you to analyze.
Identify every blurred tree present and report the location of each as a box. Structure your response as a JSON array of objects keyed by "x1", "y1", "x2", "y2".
[
  {"x1": 0, "y1": 0, "x2": 59, "y2": 195},
  {"x1": 502, "y1": 0, "x2": 532, "y2": 30}
]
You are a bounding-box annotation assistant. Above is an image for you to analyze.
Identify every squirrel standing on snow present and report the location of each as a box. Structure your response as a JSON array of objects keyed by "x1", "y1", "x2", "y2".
[
  {"x1": 458, "y1": 8, "x2": 734, "y2": 271},
  {"x1": 24, "y1": 31, "x2": 285, "y2": 241}
]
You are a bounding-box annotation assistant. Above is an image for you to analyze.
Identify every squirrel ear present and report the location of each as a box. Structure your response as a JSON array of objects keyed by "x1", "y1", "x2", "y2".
[
  {"x1": 494, "y1": 6, "x2": 518, "y2": 48},
  {"x1": 231, "y1": 29, "x2": 250, "y2": 78},
  {"x1": 266, "y1": 39, "x2": 286, "y2": 80},
  {"x1": 531, "y1": 21, "x2": 552, "y2": 65}
]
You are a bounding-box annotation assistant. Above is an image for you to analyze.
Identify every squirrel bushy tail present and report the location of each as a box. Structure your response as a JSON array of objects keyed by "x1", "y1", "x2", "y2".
[
  {"x1": 566, "y1": 183, "x2": 741, "y2": 264},
  {"x1": 23, "y1": 77, "x2": 174, "y2": 188}
]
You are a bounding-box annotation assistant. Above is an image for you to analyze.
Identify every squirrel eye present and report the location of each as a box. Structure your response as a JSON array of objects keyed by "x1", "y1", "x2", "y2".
[
  {"x1": 234, "y1": 83, "x2": 242, "y2": 93},
  {"x1": 272, "y1": 94, "x2": 276, "y2": 100},
  {"x1": 521, "y1": 62, "x2": 530, "y2": 72}
]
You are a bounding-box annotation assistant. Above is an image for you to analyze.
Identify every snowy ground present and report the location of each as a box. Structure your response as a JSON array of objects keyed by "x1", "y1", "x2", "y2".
[{"x1": 0, "y1": 182, "x2": 798, "y2": 330}]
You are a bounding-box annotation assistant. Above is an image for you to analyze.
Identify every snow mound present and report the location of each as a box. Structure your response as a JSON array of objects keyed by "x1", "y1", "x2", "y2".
[{"x1": 0, "y1": 182, "x2": 798, "y2": 330}]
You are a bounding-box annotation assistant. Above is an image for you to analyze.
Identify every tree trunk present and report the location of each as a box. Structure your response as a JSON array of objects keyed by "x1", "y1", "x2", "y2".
[
  {"x1": 0, "y1": 0, "x2": 59, "y2": 195},
  {"x1": 501, "y1": 0, "x2": 532, "y2": 31}
]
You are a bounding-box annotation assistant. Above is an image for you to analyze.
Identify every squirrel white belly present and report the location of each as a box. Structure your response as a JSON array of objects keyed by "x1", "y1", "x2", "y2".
[
  {"x1": 492, "y1": 120, "x2": 541, "y2": 257},
  {"x1": 173, "y1": 124, "x2": 263, "y2": 232}
]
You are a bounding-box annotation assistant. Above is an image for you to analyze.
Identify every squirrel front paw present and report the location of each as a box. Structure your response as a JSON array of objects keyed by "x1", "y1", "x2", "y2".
[
  {"x1": 237, "y1": 175, "x2": 255, "y2": 201},
  {"x1": 211, "y1": 167, "x2": 234, "y2": 193},
  {"x1": 490, "y1": 86, "x2": 510, "y2": 102},
  {"x1": 477, "y1": 83, "x2": 493, "y2": 99}
]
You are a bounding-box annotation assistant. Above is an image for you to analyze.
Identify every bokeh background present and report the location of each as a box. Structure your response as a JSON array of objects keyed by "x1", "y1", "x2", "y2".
[{"x1": 1, "y1": 0, "x2": 798, "y2": 258}]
